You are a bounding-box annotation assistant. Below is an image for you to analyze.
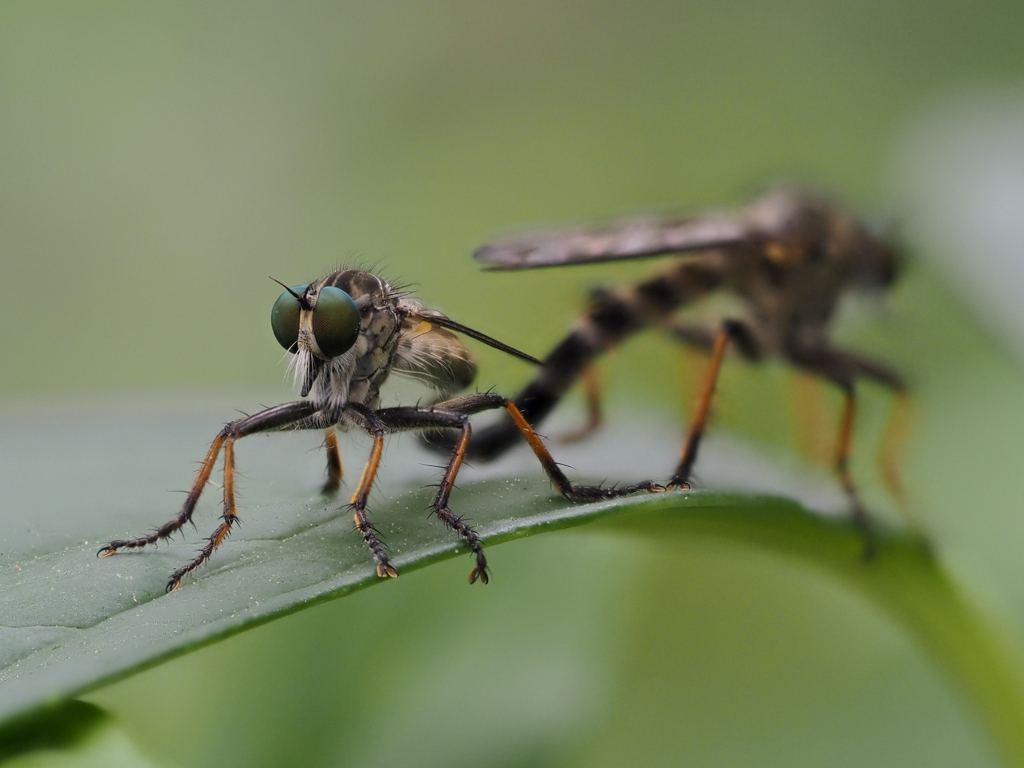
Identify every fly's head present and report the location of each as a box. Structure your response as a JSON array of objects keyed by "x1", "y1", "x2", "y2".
[
  {"x1": 830, "y1": 211, "x2": 902, "y2": 291},
  {"x1": 271, "y1": 268, "x2": 541, "y2": 408},
  {"x1": 856, "y1": 235, "x2": 901, "y2": 289},
  {"x1": 270, "y1": 271, "x2": 402, "y2": 404}
]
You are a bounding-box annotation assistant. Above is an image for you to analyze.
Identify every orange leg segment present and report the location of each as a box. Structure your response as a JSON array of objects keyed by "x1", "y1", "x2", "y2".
[
  {"x1": 98, "y1": 433, "x2": 227, "y2": 558},
  {"x1": 880, "y1": 392, "x2": 913, "y2": 511},
  {"x1": 670, "y1": 323, "x2": 734, "y2": 488},
  {"x1": 558, "y1": 366, "x2": 604, "y2": 444},
  {"x1": 98, "y1": 399, "x2": 319, "y2": 591},
  {"x1": 350, "y1": 432, "x2": 396, "y2": 579},
  {"x1": 502, "y1": 398, "x2": 665, "y2": 500},
  {"x1": 167, "y1": 438, "x2": 243, "y2": 592},
  {"x1": 322, "y1": 427, "x2": 343, "y2": 494}
]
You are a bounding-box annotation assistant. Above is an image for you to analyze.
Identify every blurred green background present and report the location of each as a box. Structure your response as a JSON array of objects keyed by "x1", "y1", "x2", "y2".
[{"x1": 4, "y1": 1, "x2": 1024, "y2": 766}]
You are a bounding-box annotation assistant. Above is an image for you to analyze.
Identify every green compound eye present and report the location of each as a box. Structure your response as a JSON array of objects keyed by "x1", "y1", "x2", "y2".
[
  {"x1": 312, "y1": 286, "x2": 360, "y2": 358},
  {"x1": 270, "y1": 284, "x2": 308, "y2": 352}
]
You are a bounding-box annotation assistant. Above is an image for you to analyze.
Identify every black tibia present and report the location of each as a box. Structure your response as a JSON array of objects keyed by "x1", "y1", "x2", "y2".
[
  {"x1": 670, "y1": 319, "x2": 759, "y2": 489},
  {"x1": 785, "y1": 341, "x2": 908, "y2": 557},
  {"x1": 422, "y1": 260, "x2": 724, "y2": 461},
  {"x1": 98, "y1": 400, "x2": 321, "y2": 591}
]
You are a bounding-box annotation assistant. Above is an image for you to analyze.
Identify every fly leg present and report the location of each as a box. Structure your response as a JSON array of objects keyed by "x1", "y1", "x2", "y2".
[
  {"x1": 557, "y1": 365, "x2": 604, "y2": 443},
  {"x1": 789, "y1": 371, "x2": 833, "y2": 469},
  {"x1": 786, "y1": 343, "x2": 907, "y2": 557},
  {"x1": 378, "y1": 393, "x2": 667, "y2": 582},
  {"x1": 466, "y1": 394, "x2": 667, "y2": 500},
  {"x1": 879, "y1": 392, "x2": 913, "y2": 509},
  {"x1": 668, "y1": 319, "x2": 761, "y2": 489},
  {"x1": 340, "y1": 403, "x2": 395, "y2": 579},
  {"x1": 835, "y1": 383, "x2": 869, "y2": 543},
  {"x1": 429, "y1": 415, "x2": 488, "y2": 584},
  {"x1": 98, "y1": 436, "x2": 227, "y2": 555},
  {"x1": 98, "y1": 400, "x2": 322, "y2": 591},
  {"x1": 833, "y1": 351, "x2": 911, "y2": 513},
  {"x1": 668, "y1": 323, "x2": 718, "y2": 352},
  {"x1": 322, "y1": 427, "x2": 344, "y2": 494},
  {"x1": 374, "y1": 399, "x2": 501, "y2": 583}
]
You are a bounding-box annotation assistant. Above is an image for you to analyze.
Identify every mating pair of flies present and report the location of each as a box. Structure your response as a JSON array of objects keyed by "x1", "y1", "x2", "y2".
[{"x1": 99, "y1": 188, "x2": 907, "y2": 591}]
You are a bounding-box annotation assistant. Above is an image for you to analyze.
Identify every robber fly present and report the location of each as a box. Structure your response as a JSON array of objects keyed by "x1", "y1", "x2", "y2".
[
  {"x1": 99, "y1": 269, "x2": 662, "y2": 592},
  {"x1": 423, "y1": 188, "x2": 907, "y2": 548}
]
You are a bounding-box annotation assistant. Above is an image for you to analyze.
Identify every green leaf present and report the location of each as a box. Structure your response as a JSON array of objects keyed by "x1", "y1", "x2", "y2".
[
  {"x1": 0, "y1": 701, "x2": 108, "y2": 762},
  {"x1": 1, "y1": 403, "x2": 1023, "y2": 765},
  {"x1": 0, "y1": 701, "x2": 168, "y2": 767}
]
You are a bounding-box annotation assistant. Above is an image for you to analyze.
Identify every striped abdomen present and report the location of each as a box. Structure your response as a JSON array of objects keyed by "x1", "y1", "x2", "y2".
[{"x1": 459, "y1": 256, "x2": 725, "y2": 460}]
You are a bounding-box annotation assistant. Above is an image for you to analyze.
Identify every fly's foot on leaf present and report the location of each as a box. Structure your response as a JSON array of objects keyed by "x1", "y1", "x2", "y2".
[
  {"x1": 432, "y1": 505, "x2": 489, "y2": 585},
  {"x1": 96, "y1": 536, "x2": 153, "y2": 557},
  {"x1": 166, "y1": 562, "x2": 196, "y2": 592},
  {"x1": 469, "y1": 552, "x2": 490, "y2": 585},
  {"x1": 568, "y1": 479, "x2": 665, "y2": 501},
  {"x1": 353, "y1": 510, "x2": 394, "y2": 578}
]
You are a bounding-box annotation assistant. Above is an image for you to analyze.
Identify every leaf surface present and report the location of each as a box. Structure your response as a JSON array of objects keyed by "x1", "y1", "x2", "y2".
[{"x1": 1, "y1": 401, "x2": 1022, "y2": 766}]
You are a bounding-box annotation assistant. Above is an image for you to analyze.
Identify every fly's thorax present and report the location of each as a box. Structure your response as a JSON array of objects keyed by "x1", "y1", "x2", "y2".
[{"x1": 351, "y1": 301, "x2": 402, "y2": 379}]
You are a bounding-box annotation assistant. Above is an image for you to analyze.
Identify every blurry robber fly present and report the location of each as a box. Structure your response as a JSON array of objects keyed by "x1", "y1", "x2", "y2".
[
  {"x1": 99, "y1": 270, "x2": 663, "y2": 592},
  {"x1": 423, "y1": 188, "x2": 908, "y2": 551}
]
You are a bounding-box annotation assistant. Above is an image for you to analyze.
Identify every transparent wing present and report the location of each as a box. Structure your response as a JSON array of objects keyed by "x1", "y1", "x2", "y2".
[{"x1": 474, "y1": 215, "x2": 749, "y2": 270}]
